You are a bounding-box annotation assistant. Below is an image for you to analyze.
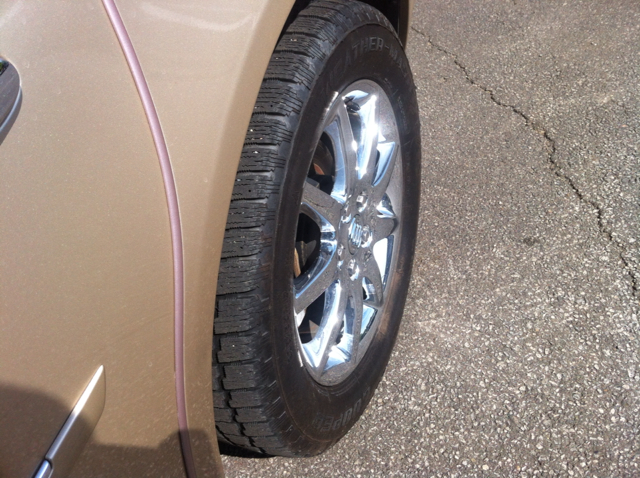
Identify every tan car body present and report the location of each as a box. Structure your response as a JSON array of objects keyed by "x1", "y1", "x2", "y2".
[{"x1": 0, "y1": 1, "x2": 413, "y2": 477}]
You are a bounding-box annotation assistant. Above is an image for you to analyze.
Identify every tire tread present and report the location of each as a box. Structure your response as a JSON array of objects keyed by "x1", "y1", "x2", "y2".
[{"x1": 213, "y1": 0, "x2": 399, "y2": 456}]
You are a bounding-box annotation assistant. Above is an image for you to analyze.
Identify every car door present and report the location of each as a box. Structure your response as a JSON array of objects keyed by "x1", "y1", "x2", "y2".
[{"x1": 0, "y1": 2, "x2": 183, "y2": 476}]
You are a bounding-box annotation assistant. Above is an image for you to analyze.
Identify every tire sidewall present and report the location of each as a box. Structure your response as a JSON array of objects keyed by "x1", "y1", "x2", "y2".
[{"x1": 269, "y1": 23, "x2": 421, "y2": 452}]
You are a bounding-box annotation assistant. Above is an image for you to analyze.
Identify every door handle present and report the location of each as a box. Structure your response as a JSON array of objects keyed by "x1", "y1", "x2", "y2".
[
  {"x1": 32, "y1": 366, "x2": 106, "y2": 478},
  {"x1": 0, "y1": 58, "x2": 21, "y2": 146}
]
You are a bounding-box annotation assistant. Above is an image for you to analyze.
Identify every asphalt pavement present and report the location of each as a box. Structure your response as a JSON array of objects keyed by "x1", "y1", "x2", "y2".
[{"x1": 222, "y1": 1, "x2": 639, "y2": 476}]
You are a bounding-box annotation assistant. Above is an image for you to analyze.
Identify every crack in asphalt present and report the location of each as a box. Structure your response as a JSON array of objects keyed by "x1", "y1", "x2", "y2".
[{"x1": 411, "y1": 26, "x2": 639, "y2": 300}]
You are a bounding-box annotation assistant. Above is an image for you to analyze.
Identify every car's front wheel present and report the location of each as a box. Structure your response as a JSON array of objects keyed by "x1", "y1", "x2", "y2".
[{"x1": 213, "y1": 0, "x2": 421, "y2": 457}]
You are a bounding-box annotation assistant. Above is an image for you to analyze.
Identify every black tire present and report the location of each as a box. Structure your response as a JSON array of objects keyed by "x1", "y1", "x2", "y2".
[{"x1": 213, "y1": 0, "x2": 420, "y2": 457}]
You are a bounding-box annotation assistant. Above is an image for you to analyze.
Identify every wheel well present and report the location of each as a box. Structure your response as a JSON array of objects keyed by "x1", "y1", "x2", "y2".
[{"x1": 280, "y1": 0, "x2": 411, "y2": 47}]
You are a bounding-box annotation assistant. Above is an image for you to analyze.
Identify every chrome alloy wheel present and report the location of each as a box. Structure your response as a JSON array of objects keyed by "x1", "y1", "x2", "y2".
[{"x1": 293, "y1": 80, "x2": 403, "y2": 386}]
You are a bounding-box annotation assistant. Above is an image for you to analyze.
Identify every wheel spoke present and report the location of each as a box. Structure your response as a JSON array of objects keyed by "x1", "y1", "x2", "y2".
[
  {"x1": 325, "y1": 101, "x2": 359, "y2": 198},
  {"x1": 354, "y1": 93, "x2": 379, "y2": 183},
  {"x1": 301, "y1": 178, "x2": 343, "y2": 229},
  {"x1": 346, "y1": 279, "x2": 364, "y2": 359},
  {"x1": 294, "y1": 248, "x2": 339, "y2": 313},
  {"x1": 373, "y1": 215, "x2": 396, "y2": 243},
  {"x1": 371, "y1": 141, "x2": 398, "y2": 201},
  {"x1": 362, "y1": 253, "x2": 384, "y2": 308},
  {"x1": 303, "y1": 281, "x2": 348, "y2": 371}
]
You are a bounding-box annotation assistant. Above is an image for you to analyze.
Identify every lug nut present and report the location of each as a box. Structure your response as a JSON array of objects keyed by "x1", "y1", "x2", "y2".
[
  {"x1": 341, "y1": 202, "x2": 352, "y2": 223},
  {"x1": 347, "y1": 259, "x2": 359, "y2": 281},
  {"x1": 356, "y1": 192, "x2": 368, "y2": 212},
  {"x1": 360, "y1": 225, "x2": 372, "y2": 247}
]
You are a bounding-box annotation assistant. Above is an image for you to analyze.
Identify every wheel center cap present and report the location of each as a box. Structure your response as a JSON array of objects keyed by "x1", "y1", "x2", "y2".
[{"x1": 347, "y1": 216, "x2": 371, "y2": 254}]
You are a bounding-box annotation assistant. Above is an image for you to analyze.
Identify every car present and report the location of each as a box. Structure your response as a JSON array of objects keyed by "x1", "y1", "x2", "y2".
[{"x1": 0, "y1": 0, "x2": 420, "y2": 476}]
